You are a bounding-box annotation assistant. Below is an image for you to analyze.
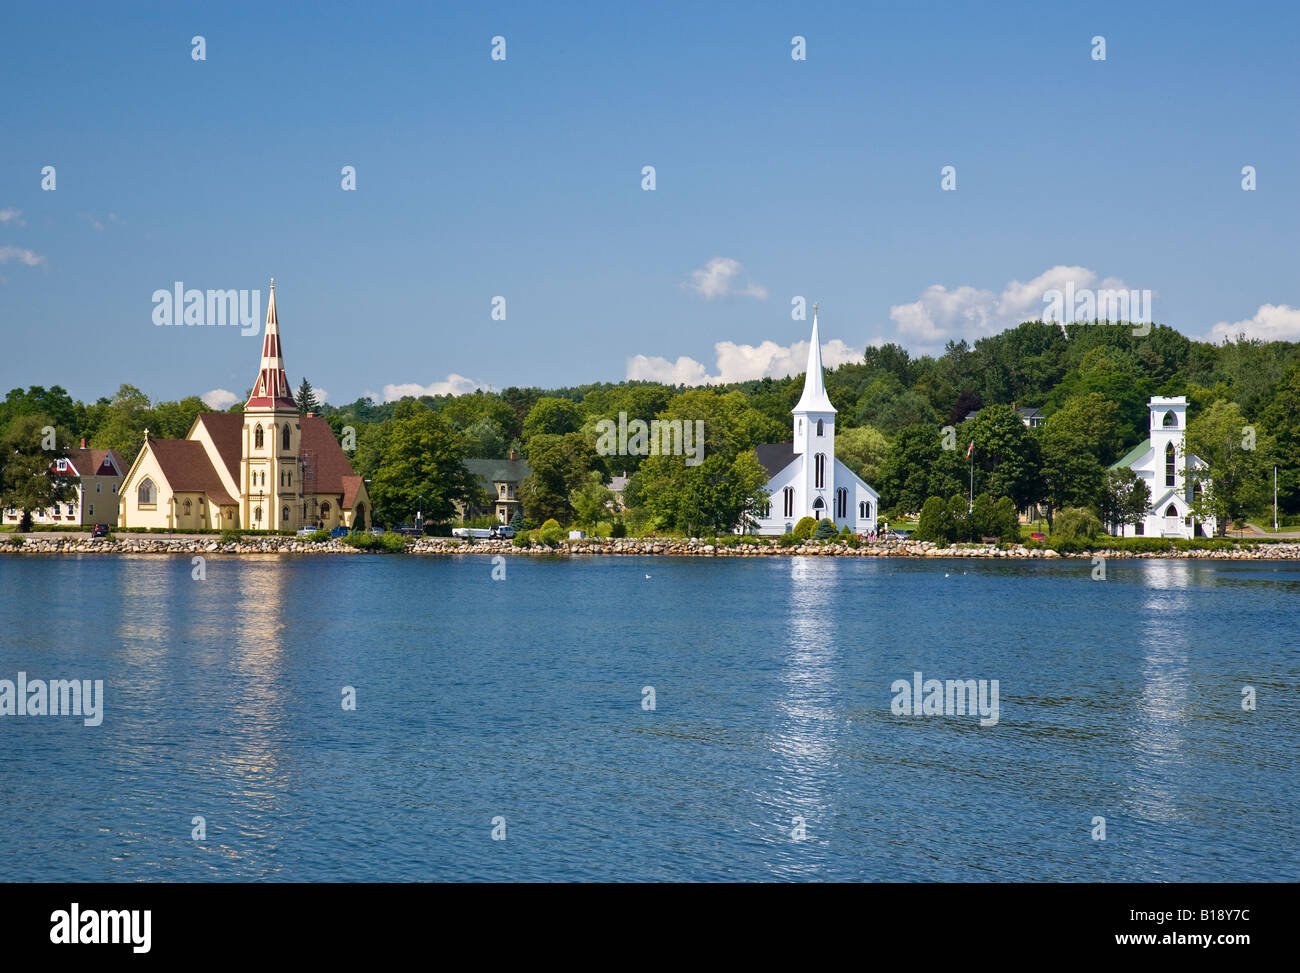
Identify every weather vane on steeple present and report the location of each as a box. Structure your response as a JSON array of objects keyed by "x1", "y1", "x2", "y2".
[
  {"x1": 813, "y1": 302, "x2": 819, "y2": 314},
  {"x1": 270, "y1": 276, "x2": 275, "y2": 288}
]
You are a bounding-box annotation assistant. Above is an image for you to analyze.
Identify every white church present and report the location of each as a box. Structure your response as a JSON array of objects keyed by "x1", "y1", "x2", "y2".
[
  {"x1": 748, "y1": 308, "x2": 880, "y2": 536},
  {"x1": 1109, "y1": 396, "x2": 1216, "y2": 538}
]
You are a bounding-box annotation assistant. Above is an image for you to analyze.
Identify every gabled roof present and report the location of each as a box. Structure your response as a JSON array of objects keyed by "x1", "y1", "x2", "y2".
[
  {"x1": 59, "y1": 448, "x2": 125, "y2": 478},
  {"x1": 754, "y1": 442, "x2": 796, "y2": 479},
  {"x1": 1110, "y1": 438, "x2": 1151, "y2": 470},
  {"x1": 195, "y1": 412, "x2": 243, "y2": 482},
  {"x1": 146, "y1": 438, "x2": 236, "y2": 506},
  {"x1": 300, "y1": 415, "x2": 362, "y2": 498}
]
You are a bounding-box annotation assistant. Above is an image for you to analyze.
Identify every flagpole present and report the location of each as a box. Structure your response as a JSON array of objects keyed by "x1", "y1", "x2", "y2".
[{"x1": 969, "y1": 449, "x2": 973, "y2": 513}]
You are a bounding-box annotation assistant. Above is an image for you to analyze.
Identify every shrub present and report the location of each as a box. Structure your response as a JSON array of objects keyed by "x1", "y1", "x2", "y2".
[
  {"x1": 512, "y1": 533, "x2": 530, "y2": 548},
  {"x1": 610, "y1": 518, "x2": 627, "y2": 538},
  {"x1": 914, "y1": 496, "x2": 950, "y2": 543},
  {"x1": 792, "y1": 516, "x2": 817, "y2": 541},
  {"x1": 3, "y1": 535, "x2": 24, "y2": 547},
  {"x1": 219, "y1": 528, "x2": 242, "y2": 545},
  {"x1": 776, "y1": 533, "x2": 799, "y2": 547},
  {"x1": 1052, "y1": 507, "x2": 1102, "y2": 542},
  {"x1": 738, "y1": 534, "x2": 760, "y2": 545},
  {"x1": 307, "y1": 529, "x2": 330, "y2": 543},
  {"x1": 813, "y1": 519, "x2": 838, "y2": 541},
  {"x1": 538, "y1": 518, "x2": 565, "y2": 547},
  {"x1": 342, "y1": 531, "x2": 408, "y2": 552}
]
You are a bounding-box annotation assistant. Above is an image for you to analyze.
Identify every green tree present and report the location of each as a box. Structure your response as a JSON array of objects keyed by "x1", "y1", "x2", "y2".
[
  {"x1": 968, "y1": 405, "x2": 1042, "y2": 510},
  {"x1": 296, "y1": 378, "x2": 320, "y2": 414},
  {"x1": 367, "y1": 409, "x2": 478, "y2": 526},
  {"x1": 915, "y1": 496, "x2": 951, "y2": 544},
  {"x1": 569, "y1": 471, "x2": 614, "y2": 529},
  {"x1": 792, "y1": 515, "x2": 817, "y2": 540},
  {"x1": 1052, "y1": 507, "x2": 1102, "y2": 542},
  {"x1": 993, "y1": 496, "x2": 1021, "y2": 542},
  {"x1": 1186, "y1": 399, "x2": 1275, "y2": 534},
  {"x1": 1098, "y1": 467, "x2": 1150, "y2": 534},
  {"x1": 520, "y1": 432, "x2": 600, "y2": 523},
  {"x1": 91, "y1": 384, "x2": 153, "y2": 462},
  {"x1": 835, "y1": 424, "x2": 888, "y2": 484},
  {"x1": 522, "y1": 397, "x2": 583, "y2": 442},
  {"x1": 0, "y1": 415, "x2": 77, "y2": 531}
]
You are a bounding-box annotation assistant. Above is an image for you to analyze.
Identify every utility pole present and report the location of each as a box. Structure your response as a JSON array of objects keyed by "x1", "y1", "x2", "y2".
[{"x1": 1274, "y1": 465, "x2": 1278, "y2": 532}]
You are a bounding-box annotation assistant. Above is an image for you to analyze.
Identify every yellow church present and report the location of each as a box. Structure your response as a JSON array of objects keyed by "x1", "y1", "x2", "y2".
[{"x1": 118, "y1": 281, "x2": 370, "y2": 532}]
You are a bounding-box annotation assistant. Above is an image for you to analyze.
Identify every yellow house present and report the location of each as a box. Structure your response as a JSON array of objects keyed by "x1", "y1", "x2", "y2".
[
  {"x1": 1, "y1": 444, "x2": 126, "y2": 527},
  {"x1": 118, "y1": 280, "x2": 370, "y2": 531}
]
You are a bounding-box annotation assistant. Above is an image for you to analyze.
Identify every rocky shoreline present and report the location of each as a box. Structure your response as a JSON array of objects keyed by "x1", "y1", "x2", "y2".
[{"x1": 3, "y1": 535, "x2": 1299, "y2": 560}]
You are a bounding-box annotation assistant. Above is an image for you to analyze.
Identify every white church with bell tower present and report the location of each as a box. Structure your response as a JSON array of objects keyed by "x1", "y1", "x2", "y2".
[{"x1": 749, "y1": 307, "x2": 880, "y2": 536}]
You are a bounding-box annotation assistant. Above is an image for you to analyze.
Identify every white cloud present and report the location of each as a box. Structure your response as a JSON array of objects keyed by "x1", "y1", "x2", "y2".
[
  {"x1": 685, "y1": 257, "x2": 768, "y2": 300},
  {"x1": 627, "y1": 337, "x2": 858, "y2": 386},
  {"x1": 0, "y1": 209, "x2": 24, "y2": 225},
  {"x1": 889, "y1": 265, "x2": 1136, "y2": 345},
  {"x1": 202, "y1": 388, "x2": 239, "y2": 410},
  {"x1": 382, "y1": 374, "x2": 496, "y2": 401},
  {"x1": 1206, "y1": 304, "x2": 1300, "y2": 343},
  {"x1": 0, "y1": 246, "x2": 46, "y2": 267},
  {"x1": 313, "y1": 387, "x2": 328, "y2": 403}
]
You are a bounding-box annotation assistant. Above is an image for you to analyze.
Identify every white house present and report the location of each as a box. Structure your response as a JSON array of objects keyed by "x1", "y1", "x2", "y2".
[
  {"x1": 748, "y1": 309, "x2": 880, "y2": 536},
  {"x1": 1109, "y1": 396, "x2": 1215, "y2": 538}
]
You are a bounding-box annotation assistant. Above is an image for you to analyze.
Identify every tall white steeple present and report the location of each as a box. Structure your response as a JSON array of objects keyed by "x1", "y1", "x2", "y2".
[{"x1": 793, "y1": 305, "x2": 837, "y2": 416}]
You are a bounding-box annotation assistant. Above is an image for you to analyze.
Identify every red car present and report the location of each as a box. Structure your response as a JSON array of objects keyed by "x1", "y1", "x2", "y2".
[{"x1": 1030, "y1": 531, "x2": 1046, "y2": 541}]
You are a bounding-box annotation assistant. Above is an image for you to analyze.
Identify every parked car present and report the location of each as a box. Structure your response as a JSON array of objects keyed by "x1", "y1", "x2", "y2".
[
  {"x1": 368, "y1": 527, "x2": 386, "y2": 535},
  {"x1": 490, "y1": 525, "x2": 516, "y2": 539},
  {"x1": 329, "y1": 526, "x2": 349, "y2": 538},
  {"x1": 884, "y1": 529, "x2": 911, "y2": 541},
  {"x1": 296, "y1": 526, "x2": 317, "y2": 538},
  {"x1": 1030, "y1": 532, "x2": 1046, "y2": 541},
  {"x1": 396, "y1": 525, "x2": 421, "y2": 538},
  {"x1": 91, "y1": 523, "x2": 110, "y2": 538}
]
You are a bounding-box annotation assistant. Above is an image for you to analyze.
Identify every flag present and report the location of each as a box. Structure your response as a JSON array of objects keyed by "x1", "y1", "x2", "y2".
[{"x1": 965, "y1": 441, "x2": 975, "y2": 460}]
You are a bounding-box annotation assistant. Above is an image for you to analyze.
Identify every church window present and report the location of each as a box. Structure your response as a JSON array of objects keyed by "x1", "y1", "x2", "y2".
[
  {"x1": 814, "y1": 453, "x2": 826, "y2": 488},
  {"x1": 1162, "y1": 411, "x2": 1177, "y2": 428},
  {"x1": 816, "y1": 419, "x2": 824, "y2": 436},
  {"x1": 859, "y1": 501, "x2": 869, "y2": 519},
  {"x1": 254, "y1": 425, "x2": 264, "y2": 449},
  {"x1": 1135, "y1": 522, "x2": 1144, "y2": 535},
  {"x1": 836, "y1": 488, "x2": 847, "y2": 519},
  {"x1": 254, "y1": 506, "x2": 262, "y2": 522},
  {"x1": 320, "y1": 502, "x2": 331, "y2": 518},
  {"x1": 782, "y1": 487, "x2": 794, "y2": 518},
  {"x1": 762, "y1": 500, "x2": 771, "y2": 518},
  {"x1": 183, "y1": 499, "x2": 192, "y2": 515},
  {"x1": 138, "y1": 479, "x2": 154, "y2": 505},
  {"x1": 812, "y1": 496, "x2": 825, "y2": 518},
  {"x1": 1165, "y1": 443, "x2": 1176, "y2": 487},
  {"x1": 1165, "y1": 504, "x2": 1179, "y2": 517},
  {"x1": 282, "y1": 424, "x2": 291, "y2": 451},
  {"x1": 282, "y1": 506, "x2": 290, "y2": 522}
]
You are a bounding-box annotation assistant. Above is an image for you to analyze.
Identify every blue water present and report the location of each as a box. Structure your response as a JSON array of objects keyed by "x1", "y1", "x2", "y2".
[{"x1": 0, "y1": 553, "x2": 1296, "y2": 881}]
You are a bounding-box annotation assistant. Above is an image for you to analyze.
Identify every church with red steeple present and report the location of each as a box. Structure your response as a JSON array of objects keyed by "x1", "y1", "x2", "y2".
[{"x1": 118, "y1": 280, "x2": 370, "y2": 532}]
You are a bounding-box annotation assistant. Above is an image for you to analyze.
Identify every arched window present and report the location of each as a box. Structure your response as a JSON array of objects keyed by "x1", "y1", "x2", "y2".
[
  {"x1": 282, "y1": 423, "x2": 291, "y2": 451},
  {"x1": 816, "y1": 419, "x2": 824, "y2": 436},
  {"x1": 1165, "y1": 442, "x2": 1176, "y2": 487},
  {"x1": 812, "y1": 496, "x2": 825, "y2": 518},
  {"x1": 814, "y1": 453, "x2": 826, "y2": 488},
  {"x1": 836, "y1": 488, "x2": 847, "y2": 519},
  {"x1": 282, "y1": 506, "x2": 290, "y2": 522},
  {"x1": 254, "y1": 506, "x2": 262, "y2": 522},
  {"x1": 254, "y1": 424, "x2": 264, "y2": 449},
  {"x1": 783, "y1": 487, "x2": 794, "y2": 518},
  {"x1": 320, "y1": 502, "x2": 331, "y2": 518},
  {"x1": 137, "y1": 479, "x2": 155, "y2": 505},
  {"x1": 1165, "y1": 503, "x2": 1179, "y2": 518},
  {"x1": 183, "y1": 498, "x2": 192, "y2": 515},
  {"x1": 1162, "y1": 411, "x2": 1177, "y2": 428}
]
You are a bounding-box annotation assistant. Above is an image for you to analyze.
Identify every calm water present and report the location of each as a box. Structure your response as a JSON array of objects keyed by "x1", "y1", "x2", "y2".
[{"x1": 0, "y1": 553, "x2": 1296, "y2": 882}]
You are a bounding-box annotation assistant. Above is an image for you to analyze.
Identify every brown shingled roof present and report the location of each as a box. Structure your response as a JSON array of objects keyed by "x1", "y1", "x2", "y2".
[
  {"x1": 300, "y1": 416, "x2": 360, "y2": 499},
  {"x1": 147, "y1": 438, "x2": 237, "y2": 506},
  {"x1": 195, "y1": 412, "x2": 243, "y2": 482},
  {"x1": 65, "y1": 448, "x2": 125, "y2": 478}
]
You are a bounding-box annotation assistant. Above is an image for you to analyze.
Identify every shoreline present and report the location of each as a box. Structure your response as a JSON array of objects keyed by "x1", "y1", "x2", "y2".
[{"x1": 3, "y1": 535, "x2": 1300, "y2": 560}]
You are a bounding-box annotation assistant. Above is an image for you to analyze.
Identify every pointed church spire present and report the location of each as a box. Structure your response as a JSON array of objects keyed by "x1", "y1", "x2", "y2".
[
  {"x1": 793, "y1": 304, "x2": 836, "y2": 414},
  {"x1": 245, "y1": 277, "x2": 297, "y2": 410}
]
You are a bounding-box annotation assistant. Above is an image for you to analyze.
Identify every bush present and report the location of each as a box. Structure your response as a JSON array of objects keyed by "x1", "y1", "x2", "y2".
[
  {"x1": 1052, "y1": 507, "x2": 1102, "y2": 542},
  {"x1": 3, "y1": 535, "x2": 24, "y2": 547},
  {"x1": 219, "y1": 528, "x2": 242, "y2": 545},
  {"x1": 512, "y1": 533, "x2": 530, "y2": 548},
  {"x1": 610, "y1": 519, "x2": 627, "y2": 538},
  {"x1": 915, "y1": 496, "x2": 950, "y2": 544},
  {"x1": 792, "y1": 516, "x2": 817, "y2": 541},
  {"x1": 342, "y1": 531, "x2": 408, "y2": 552},
  {"x1": 776, "y1": 533, "x2": 799, "y2": 547},
  {"x1": 739, "y1": 534, "x2": 760, "y2": 545},
  {"x1": 538, "y1": 518, "x2": 565, "y2": 547},
  {"x1": 307, "y1": 529, "x2": 331, "y2": 543},
  {"x1": 813, "y1": 519, "x2": 838, "y2": 541}
]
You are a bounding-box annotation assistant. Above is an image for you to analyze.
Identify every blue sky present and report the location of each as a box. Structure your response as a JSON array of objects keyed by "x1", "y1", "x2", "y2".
[{"x1": 2, "y1": 0, "x2": 1298, "y2": 408}]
